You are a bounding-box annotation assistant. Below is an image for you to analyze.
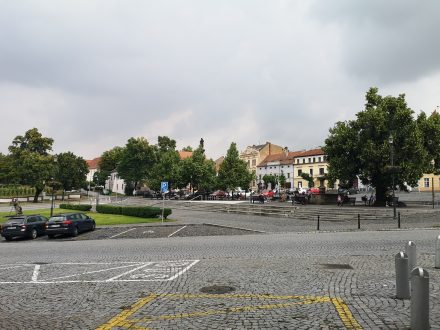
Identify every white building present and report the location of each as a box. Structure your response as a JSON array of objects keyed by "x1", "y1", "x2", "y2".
[
  {"x1": 86, "y1": 157, "x2": 101, "y2": 183},
  {"x1": 105, "y1": 170, "x2": 126, "y2": 195}
]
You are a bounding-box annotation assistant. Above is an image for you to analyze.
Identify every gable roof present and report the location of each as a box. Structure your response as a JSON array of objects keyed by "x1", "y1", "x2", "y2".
[
  {"x1": 86, "y1": 157, "x2": 101, "y2": 170},
  {"x1": 257, "y1": 151, "x2": 304, "y2": 167},
  {"x1": 295, "y1": 148, "x2": 324, "y2": 158}
]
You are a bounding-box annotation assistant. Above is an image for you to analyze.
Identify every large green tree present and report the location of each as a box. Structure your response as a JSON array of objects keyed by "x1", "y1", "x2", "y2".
[
  {"x1": 8, "y1": 128, "x2": 56, "y2": 202},
  {"x1": 217, "y1": 142, "x2": 253, "y2": 194},
  {"x1": 418, "y1": 111, "x2": 440, "y2": 174},
  {"x1": 116, "y1": 137, "x2": 156, "y2": 191},
  {"x1": 323, "y1": 88, "x2": 429, "y2": 205},
  {"x1": 94, "y1": 146, "x2": 124, "y2": 186},
  {"x1": 55, "y1": 152, "x2": 89, "y2": 198},
  {"x1": 180, "y1": 142, "x2": 216, "y2": 193},
  {"x1": 0, "y1": 153, "x2": 13, "y2": 184},
  {"x1": 149, "y1": 136, "x2": 182, "y2": 191}
]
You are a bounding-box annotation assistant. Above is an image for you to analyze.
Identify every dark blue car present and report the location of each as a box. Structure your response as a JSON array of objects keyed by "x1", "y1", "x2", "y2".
[{"x1": 1, "y1": 215, "x2": 48, "y2": 241}]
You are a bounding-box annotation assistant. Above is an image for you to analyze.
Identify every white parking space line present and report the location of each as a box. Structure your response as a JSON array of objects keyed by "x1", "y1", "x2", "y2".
[
  {"x1": 168, "y1": 225, "x2": 187, "y2": 237},
  {"x1": 31, "y1": 265, "x2": 40, "y2": 282},
  {"x1": 167, "y1": 260, "x2": 199, "y2": 281},
  {"x1": 45, "y1": 264, "x2": 145, "y2": 281},
  {"x1": 0, "y1": 260, "x2": 200, "y2": 284},
  {"x1": 105, "y1": 263, "x2": 152, "y2": 282},
  {"x1": 108, "y1": 228, "x2": 136, "y2": 239}
]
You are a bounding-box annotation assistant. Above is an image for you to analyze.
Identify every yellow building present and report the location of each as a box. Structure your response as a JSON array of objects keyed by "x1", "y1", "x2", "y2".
[
  {"x1": 416, "y1": 173, "x2": 440, "y2": 192},
  {"x1": 293, "y1": 148, "x2": 330, "y2": 189},
  {"x1": 240, "y1": 142, "x2": 284, "y2": 191}
]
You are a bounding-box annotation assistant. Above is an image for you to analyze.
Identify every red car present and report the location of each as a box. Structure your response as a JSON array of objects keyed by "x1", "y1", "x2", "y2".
[
  {"x1": 309, "y1": 187, "x2": 320, "y2": 194},
  {"x1": 261, "y1": 190, "x2": 275, "y2": 198}
]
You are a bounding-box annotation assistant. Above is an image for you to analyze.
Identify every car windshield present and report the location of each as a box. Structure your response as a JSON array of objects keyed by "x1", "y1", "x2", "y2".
[
  {"x1": 5, "y1": 218, "x2": 25, "y2": 224},
  {"x1": 49, "y1": 216, "x2": 65, "y2": 222}
]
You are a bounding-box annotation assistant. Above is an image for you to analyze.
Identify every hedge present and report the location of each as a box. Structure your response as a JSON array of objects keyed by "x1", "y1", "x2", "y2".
[
  {"x1": 59, "y1": 204, "x2": 93, "y2": 211},
  {"x1": 96, "y1": 204, "x2": 172, "y2": 219}
]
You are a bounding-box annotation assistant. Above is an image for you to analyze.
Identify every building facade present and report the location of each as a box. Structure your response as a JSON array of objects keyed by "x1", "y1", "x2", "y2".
[
  {"x1": 240, "y1": 142, "x2": 284, "y2": 191},
  {"x1": 292, "y1": 148, "x2": 330, "y2": 189},
  {"x1": 86, "y1": 157, "x2": 101, "y2": 183},
  {"x1": 256, "y1": 151, "x2": 303, "y2": 190}
]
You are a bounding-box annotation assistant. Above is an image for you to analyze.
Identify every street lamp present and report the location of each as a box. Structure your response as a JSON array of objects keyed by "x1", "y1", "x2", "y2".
[{"x1": 389, "y1": 135, "x2": 396, "y2": 219}]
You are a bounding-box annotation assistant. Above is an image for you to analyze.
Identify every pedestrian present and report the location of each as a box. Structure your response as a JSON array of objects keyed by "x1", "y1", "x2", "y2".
[{"x1": 337, "y1": 194, "x2": 342, "y2": 206}]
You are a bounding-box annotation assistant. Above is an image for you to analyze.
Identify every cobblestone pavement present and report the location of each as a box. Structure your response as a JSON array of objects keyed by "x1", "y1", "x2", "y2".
[{"x1": 1, "y1": 227, "x2": 439, "y2": 329}]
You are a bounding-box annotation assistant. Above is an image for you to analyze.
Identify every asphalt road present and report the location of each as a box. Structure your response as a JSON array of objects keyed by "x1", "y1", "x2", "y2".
[{"x1": 1, "y1": 220, "x2": 439, "y2": 329}]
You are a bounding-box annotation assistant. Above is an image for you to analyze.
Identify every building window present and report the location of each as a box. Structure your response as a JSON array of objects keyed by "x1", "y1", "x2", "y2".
[
  {"x1": 270, "y1": 167, "x2": 272, "y2": 169},
  {"x1": 296, "y1": 159, "x2": 300, "y2": 164},
  {"x1": 308, "y1": 158, "x2": 311, "y2": 163},
  {"x1": 319, "y1": 168, "x2": 324, "y2": 175},
  {"x1": 424, "y1": 178, "x2": 430, "y2": 187},
  {"x1": 298, "y1": 181, "x2": 302, "y2": 188},
  {"x1": 318, "y1": 157, "x2": 321, "y2": 162},
  {"x1": 313, "y1": 157, "x2": 315, "y2": 163},
  {"x1": 309, "y1": 169, "x2": 313, "y2": 176},
  {"x1": 302, "y1": 159, "x2": 305, "y2": 164},
  {"x1": 298, "y1": 169, "x2": 302, "y2": 176},
  {"x1": 259, "y1": 175, "x2": 262, "y2": 179},
  {"x1": 287, "y1": 173, "x2": 290, "y2": 178},
  {"x1": 252, "y1": 159, "x2": 256, "y2": 166}
]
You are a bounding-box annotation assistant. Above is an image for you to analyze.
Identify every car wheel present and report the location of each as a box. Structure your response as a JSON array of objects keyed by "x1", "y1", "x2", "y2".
[
  {"x1": 4, "y1": 236, "x2": 12, "y2": 241},
  {"x1": 90, "y1": 222, "x2": 96, "y2": 231},
  {"x1": 72, "y1": 226, "x2": 79, "y2": 237},
  {"x1": 30, "y1": 228, "x2": 38, "y2": 240},
  {"x1": 48, "y1": 234, "x2": 55, "y2": 239}
]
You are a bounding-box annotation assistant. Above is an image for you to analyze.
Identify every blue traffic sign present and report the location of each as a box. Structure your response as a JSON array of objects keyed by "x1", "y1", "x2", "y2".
[{"x1": 160, "y1": 181, "x2": 169, "y2": 193}]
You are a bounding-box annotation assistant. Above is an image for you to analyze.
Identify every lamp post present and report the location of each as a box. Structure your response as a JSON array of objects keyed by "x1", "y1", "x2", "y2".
[{"x1": 389, "y1": 136, "x2": 396, "y2": 219}]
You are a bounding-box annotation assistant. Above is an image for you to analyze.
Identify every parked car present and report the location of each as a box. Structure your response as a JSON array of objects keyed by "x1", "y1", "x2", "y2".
[
  {"x1": 309, "y1": 187, "x2": 320, "y2": 194},
  {"x1": 261, "y1": 189, "x2": 275, "y2": 198},
  {"x1": 210, "y1": 190, "x2": 228, "y2": 199},
  {"x1": 1, "y1": 215, "x2": 48, "y2": 241},
  {"x1": 45, "y1": 213, "x2": 95, "y2": 238}
]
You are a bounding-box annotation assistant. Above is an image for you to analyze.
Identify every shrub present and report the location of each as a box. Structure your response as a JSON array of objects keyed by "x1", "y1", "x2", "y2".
[
  {"x1": 59, "y1": 204, "x2": 93, "y2": 211},
  {"x1": 96, "y1": 204, "x2": 172, "y2": 219}
]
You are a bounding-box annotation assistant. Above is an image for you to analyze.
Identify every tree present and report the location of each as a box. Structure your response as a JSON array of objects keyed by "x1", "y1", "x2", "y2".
[
  {"x1": 279, "y1": 173, "x2": 286, "y2": 189},
  {"x1": 8, "y1": 128, "x2": 56, "y2": 202},
  {"x1": 0, "y1": 153, "x2": 13, "y2": 184},
  {"x1": 300, "y1": 173, "x2": 314, "y2": 188},
  {"x1": 418, "y1": 111, "x2": 440, "y2": 174},
  {"x1": 116, "y1": 137, "x2": 156, "y2": 192},
  {"x1": 149, "y1": 136, "x2": 181, "y2": 191},
  {"x1": 262, "y1": 174, "x2": 277, "y2": 190},
  {"x1": 180, "y1": 141, "x2": 216, "y2": 193},
  {"x1": 217, "y1": 142, "x2": 253, "y2": 194},
  {"x1": 323, "y1": 88, "x2": 429, "y2": 205},
  {"x1": 55, "y1": 152, "x2": 89, "y2": 199},
  {"x1": 182, "y1": 146, "x2": 193, "y2": 152},
  {"x1": 94, "y1": 146, "x2": 124, "y2": 186}
]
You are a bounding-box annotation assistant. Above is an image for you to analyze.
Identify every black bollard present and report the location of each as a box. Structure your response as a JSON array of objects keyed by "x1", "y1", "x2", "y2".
[
  {"x1": 317, "y1": 215, "x2": 320, "y2": 231},
  {"x1": 398, "y1": 212, "x2": 401, "y2": 229},
  {"x1": 357, "y1": 213, "x2": 360, "y2": 229}
]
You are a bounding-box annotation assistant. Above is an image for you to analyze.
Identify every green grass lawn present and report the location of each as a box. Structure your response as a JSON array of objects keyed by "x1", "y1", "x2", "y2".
[{"x1": 0, "y1": 208, "x2": 173, "y2": 226}]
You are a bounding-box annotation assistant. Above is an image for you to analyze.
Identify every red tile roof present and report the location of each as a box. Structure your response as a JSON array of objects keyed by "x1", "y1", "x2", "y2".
[
  {"x1": 179, "y1": 151, "x2": 193, "y2": 160},
  {"x1": 258, "y1": 151, "x2": 304, "y2": 167},
  {"x1": 86, "y1": 157, "x2": 101, "y2": 170},
  {"x1": 295, "y1": 148, "x2": 324, "y2": 157}
]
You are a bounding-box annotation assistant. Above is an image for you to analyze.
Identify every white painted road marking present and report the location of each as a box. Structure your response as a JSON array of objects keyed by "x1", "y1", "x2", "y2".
[
  {"x1": 168, "y1": 226, "x2": 187, "y2": 237},
  {"x1": 0, "y1": 260, "x2": 199, "y2": 284},
  {"x1": 108, "y1": 228, "x2": 136, "y2": 239},
  {"x1": 31, "y1": 265, "x2": 40, "y2": 282}
]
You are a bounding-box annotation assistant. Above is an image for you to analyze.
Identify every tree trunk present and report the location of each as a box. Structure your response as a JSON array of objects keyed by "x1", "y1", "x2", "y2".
[
  {"x1": 374, "y1": 186, "x2": 387, "y2": 206},
  {"x1": 33, "y1": 187, "x2": 43, "y2": 203},
  {"x1": 62, "y1": 190, "x2": 65, "y2": 201}
]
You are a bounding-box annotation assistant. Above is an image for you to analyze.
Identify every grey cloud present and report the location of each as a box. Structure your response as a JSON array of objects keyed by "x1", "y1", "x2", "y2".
[{"x1": 309, "y1": 0, "x2": 440, "y2": 84}]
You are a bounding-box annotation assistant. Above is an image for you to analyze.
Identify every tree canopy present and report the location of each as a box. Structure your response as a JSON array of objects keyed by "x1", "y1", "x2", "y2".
[
  {"x1": 7, "y1": 128, "x2": 56, "y2": 202},
  {"x1": 217, "y1": 142, "x2": 253, "y2": 193},
  {"x1": 55, "y1": 152, "x2": 89, "y2": 194},
  {"x1": 323, "y1": 87, "x2": 430, "y2": 205},
  {"x1": 116, "y1": 137, "x2": 156, "y2": 190}
]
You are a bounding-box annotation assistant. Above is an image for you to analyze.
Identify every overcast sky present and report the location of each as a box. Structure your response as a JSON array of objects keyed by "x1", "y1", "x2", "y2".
[{"x1": 1, "y1": 0, "x2": 439, "y2": 160}]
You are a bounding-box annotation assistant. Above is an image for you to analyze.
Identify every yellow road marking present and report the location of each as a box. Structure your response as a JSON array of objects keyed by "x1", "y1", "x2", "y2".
[
  {"x1": 331, "y1": 297, "x2": 363, "y2": 329},
  {"x1": 96, "y1": 293, "x2": 363, "y2": 330},
  {"x1": 95, "y1": 293, "x2": 157, "y2": 330}
]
